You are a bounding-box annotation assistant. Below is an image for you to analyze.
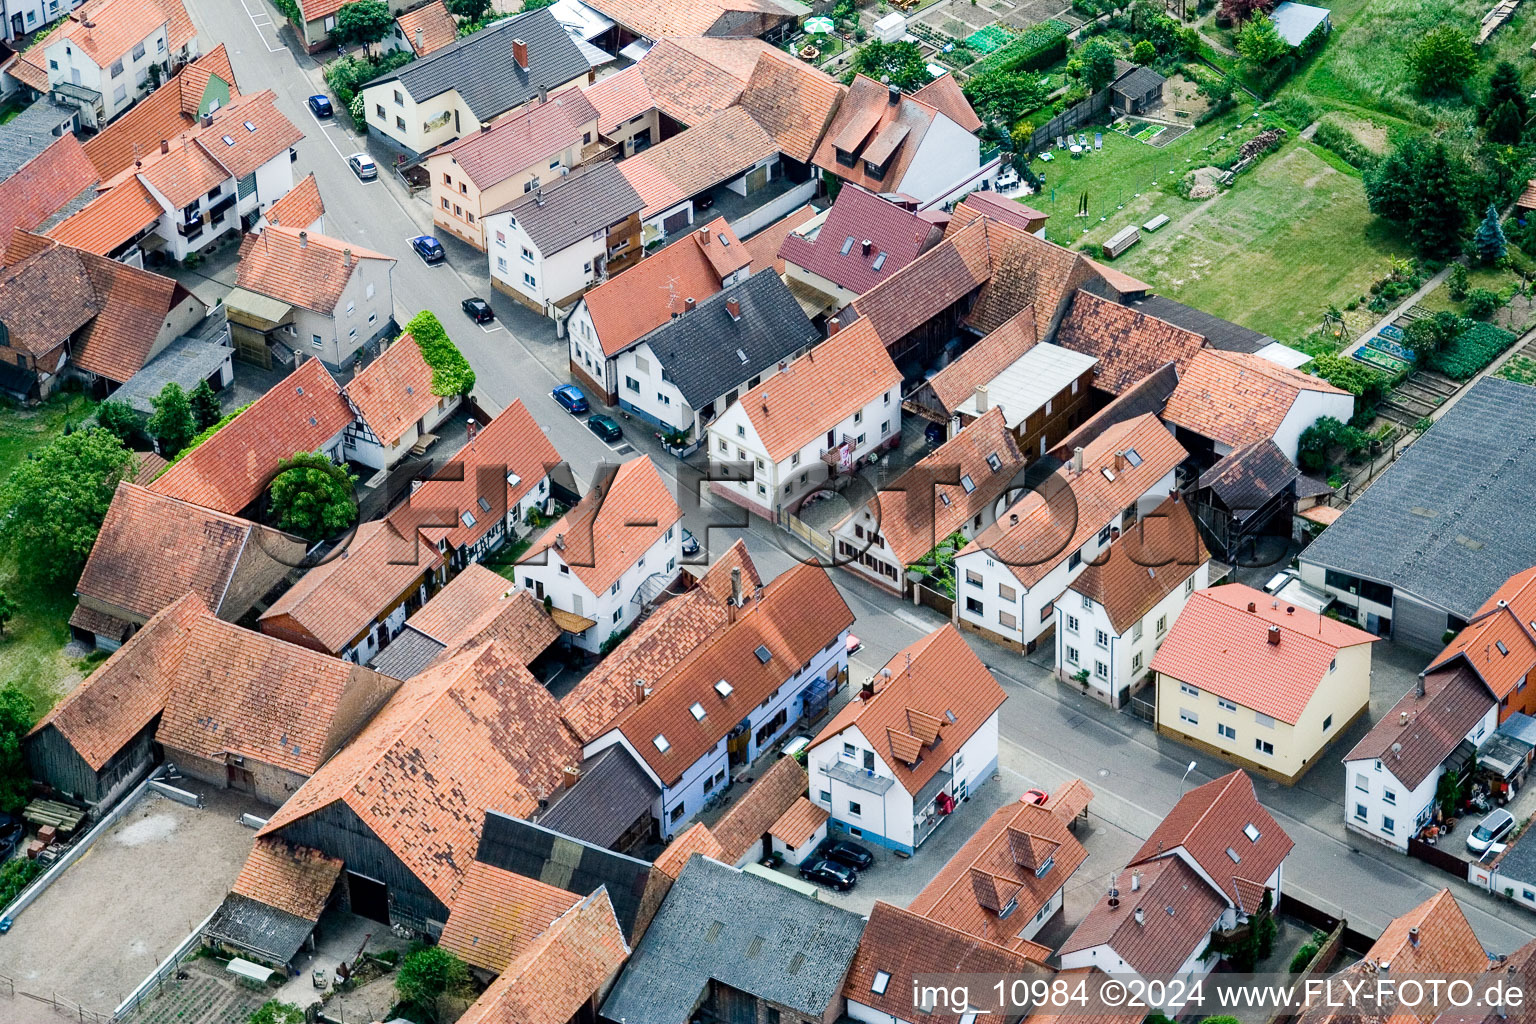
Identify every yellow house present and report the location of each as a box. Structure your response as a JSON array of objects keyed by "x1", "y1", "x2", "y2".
[
  {"x1": 1152, "y1": 584, "x2": 1377, "y2": 784},
  {"x1": 361, "y1": 9, "x2": 591, "y2": 159},
  {"x1": 425, "y1": 90, "x2": 600, "y2": 251}
]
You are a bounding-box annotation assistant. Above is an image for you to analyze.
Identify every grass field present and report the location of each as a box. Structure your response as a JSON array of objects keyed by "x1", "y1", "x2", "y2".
[
  {"x1": 0, "y1": 394, "x2": 104, "y2": 717},
  {"x1": 1025, "y1": 111, "x2": 1406, "y2": 341}
]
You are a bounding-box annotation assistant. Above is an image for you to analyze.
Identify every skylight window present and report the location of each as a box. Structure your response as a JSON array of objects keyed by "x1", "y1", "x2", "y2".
[
  {"x1": 221, "y1": 134, "x2": 235, "y2": 146},
  {"x1": 872, "y1": 252, "x2": 887, "y2": 271},
  {"x1": 690, "y1": 702, "x2": 706, "y2": 721},
  {"x1": 737, "y1": 348, "x2": 749, "y2": 364},
  {"x1": 1101, "y1": 467, "x2": 1117, "y2": 482},
  {"x1": 460, "y1": 511, "x2": 476, "y2": 528},
  {"x1": 1244, "y1": 823, "x2": 1261, "y2": 842},
  {"x1": 506, "y1": 472, "x2": 522, "y2": 487},
  {"x1": 653, "y1": 734, "x2": 670, "y2": 753},
  {"x1": 986, "y1": 453, "x2": 1002, "y2": 472},
  {"x1": 243, "y1": 120, "x2": 256, "y2": 132},
  {"x1": 1226, "y1": 846, "x2": 1241, "y2": 863},
  {"x1": 940, "y1": 493, "x2": 951, "y2": 506},
  {"x1": 944, "y1": 709, "x2": 957, "y2": 724},
  {"x1": 477, "y1": 496, "x2": 492, "y2": 513},
  {"x1": 715, "y1": 679, "x2": 734, "y2": 698},
  {"x1": 1124, "y1": 448, "x2": 1143, "y2": 467},
  {"x1": 871, "y1": 971, "x2": 891, "y2": 995},
  {"x1": 754, "y1": 644, "x2": 772, "y2": 664},
  {"x1": 840, "y1": 235, "x2": 855, "y2": 256},
  {"x1": 1497, "y1": 640, "x2": 1509, "y2": 655},
  {"x1": 718, "y1": 233, "x2": 729, "y2": 247},
  {"x1": 960, "y1": 474, "x2": 975, "y2": 494}
]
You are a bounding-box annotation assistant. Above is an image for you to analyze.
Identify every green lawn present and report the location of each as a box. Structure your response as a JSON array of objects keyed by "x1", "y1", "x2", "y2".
[
  {"x1": 1026, "y1": 114, "x2": 1407, "y2": 341},
  {"x1": 0, "y1": 394, "x2": 104, "y2": 717}
]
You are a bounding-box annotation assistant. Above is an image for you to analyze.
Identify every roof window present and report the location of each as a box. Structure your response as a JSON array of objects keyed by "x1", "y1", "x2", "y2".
[
  {"x1": 986, "y1": 453, "x2": 1002, "y2": 472},
  {"x1": 872, "y1": 252, "x2": 887, "y2": 271},
  {"x1": 460, "y1": 511, "x2": 476, "y2": 528},
  {"x1": 690, "y1": 702, "x2": 706, "y2": 721},
  {"x1": 960, "y1": 474, "x2": 975, "y2": 493},
  {"x1": 653, "y1": 734, "x2": 670, "y2": 753},
  {"x1": 1244, "y1": 823, "x2": 1261, "y2": 842},
  {"x1": 871, "y1": 971, "x2": 891, "y2": 995},
  {"x1": 243, "y1": 120, "x2": 256, "y2": 132},
  {"x1": 1124, "y1": 448, "x2": 1143, "y2": 467},
  {"x1": 1226, "y1": 846, "x2": 1240, "y2": 863},
  {"x1": 715, "y1": 679, "x2": 734, "y2": 698},
  {"x1": 221, "y1": 134, "x2": 235, "y2": 146},
  {"x1": 754, "y1": 644, "x2": 772, "y2": 664},
  {"x1": 477, "y1": 496, "x2": 492, "y2": 513},
  {"x1": 840, "y1": 235, "x2": 855, "y2": 255}
]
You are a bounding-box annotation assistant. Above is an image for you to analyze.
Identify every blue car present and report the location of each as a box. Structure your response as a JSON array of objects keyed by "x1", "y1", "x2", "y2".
[
  {"x1": 553, "y1": 384, "x2": 588, "y2": 415},
  {"x1": 410, "y1": 235, "x2": 445, "y2": 264},
  {"x1": 307, "y1": 94, "x2": 333, "y2": 118}
]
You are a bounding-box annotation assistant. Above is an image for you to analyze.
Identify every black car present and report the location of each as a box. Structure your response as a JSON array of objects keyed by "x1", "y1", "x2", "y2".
[
  {"x1": 816, "y1": 838, "x2": 875, "y2": 871},
  {"x1": 798, "y1": 857, "x2": 857, "y2": 891},
  {"x1": 462, "y1": 297, "x2": 494, "y2": 323}
]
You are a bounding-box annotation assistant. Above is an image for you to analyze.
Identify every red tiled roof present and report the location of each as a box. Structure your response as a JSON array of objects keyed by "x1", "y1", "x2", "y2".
[
  {"x1": 8, "y1": 53, "x2": 48, "y2": 92},
  {"x1": 27, "y1": 593, "x2": 207, "y2": 771},
  {"x1": 438, "y1": 860, "x2": 581, "y2": 973},
  {"x1": 231, "y1": 838, "x2": 343, "y2": 922},
  {"x1": 1343, "y1": 665, "x2": 1495, "y2": 789},
  {"x1": 1366, "y1": 890, "x2": 1488, "y2": 975},
  {"x1": 260, "y1": 641, "x2": 581, "y2": 905},
  {"x1": 738, "y1": 50, "x2": 844, "y2": 163},
  {"x1": 769, "y1": 797, "x2": 828, "y2": 847},
  {"x1": 237, "y1": 225, "x2": 393, "y2": 316},
  {"x1": 149, "y1": 358, "x2": 355, "y2": 515},
  {"x1": 583, "y1": 66, "x2": 654, "y2": 134},
  {"x1": 1068, "y1": 495, "x2": 1208, "y2": 634},
  {"x1": 742, "y1": 203, "x2": 815, "y2": 276},
  {"x1": 813, "y1": 75, "x2": 946, "y2": 194},
  {"x1": 405, "y1": 564, "x2": 561, "y2": 666},
  {"x1": 1059, "y1": 857, "x2": 1227, "y2": 974},
  {"x1": 45, "y1": 177, "x2": 162, "y2": 255},
  {"x1": 635, "y1": 35, "x2": 771, "y2": 125},
  {"x1": 953, "y1": 190, "x2": 1046, "y2": 233},
  {"x1": 811, "y1": 624, "x2": 1004, "y2": 796},
  {"x1": 437, "y1": 90, "x2": 598, "y2": 189},
  {"x1": 0, "y1": 135, "x2": 98, "y2": 244},
  {"x1": 76, "y1": 482, "x2": 302, "y2": 623},
  {"x1": 962, "y1": 413, "x2": 1187, "y2": 588},
  {"x1": 951, "y1": 214, "x2": 1103, "y2": 336},
  {"x1": 616, "y1": 562, "x2": 853, "y2": 787},
  {"x1": 1130, "y1": 770, "x2": 1294, "y2": 912},
  {"x1": 780, "y1": 186, "x2": 943, "y2": 296},
  {"x1": 519, "y1": 456, "x2": 682, "y2": 596},
  {"x1": 0, "y1": 243, "x2": 101, "y2": 360},
  {"x1": 1426, "y1": 566, "x2": 1536, "y2": 700},
  {"x1": 131, "y1": 450, "x2": 168, "y2": 484},
  {"x1": 1150, "y1": 584, "x2": 1378, "y2": 725},
  {"x1": 581, "y1": 216, "x2": 744, "y2": 356},
  {"x1": 455, "y1": 889, "x2": 630, "y2": 1024},
  {"x1": 59, "y1": 0, "x2": 185, "y2": 67},
  {"x1": 1054, "y1": 290, "x2": 1207, "y2": 395},
  {"x1": 263, "y1": 172, "x2": 323, "y2": 230},
  {"x1": 343, "y1": 333, "x2": 438, "y2": 446},
  {"x1": 855, "y1": 406, "x2": 1025, "y2": 567},
  {"x1": 84, "y1": 45, "x2": 241, "y2": 180},
  {"x1": 922, "y1": 306, "x2": 1039, "y2": 416},
  {"x1": 137, "y1": 136, "x2": 225, "y2": 209},
  {"x1": 734, "y1": 318, "x2": 901, "y2": 462},
  {"x1": 72, "y1": 247, "x2": 193, "y2": 382},
  {"x1": 396, "y1": 0, "x2": 457, "y2": 55},
  {"x1": 913, "y1": 73, "x2": 981, "y2": 133},
  {"x1": 852, "y1": 215, "x2": 996, "y2": 346},
  {"x1": 650, "y1": 822, "x2": 724, "y2": 880},
  {"x1": 711, "y1": 755, "x2": 806, "y2": 861},
  {"x1": 1163, "y1": 349, "x2": 1350, "y2": 449},
  {"x1": 908, "y1": 794, "x2": 1088, "y2": 949},
  {"x1": 618, "y1": 106, "x2": 778, "y2": 218}
]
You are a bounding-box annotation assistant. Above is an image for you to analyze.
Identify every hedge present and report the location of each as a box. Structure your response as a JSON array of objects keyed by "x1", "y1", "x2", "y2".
[
  {"x1": 166, "y1": 401, "x2": 254, "y2": 469},
  {"x1": 405, "y1": 311, "x2": 476, "y2": 396},
  {"x1": 975, "y1": 20, "x2": 1070, "y2": 75},
  {"x1": 0, "y1": 858, "x2": 42, "y2": 909}
]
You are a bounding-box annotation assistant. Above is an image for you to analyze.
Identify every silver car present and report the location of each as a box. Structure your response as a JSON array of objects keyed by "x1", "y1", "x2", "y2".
[{"x1": 348, "y1": 152, "x2": 377, "y2": 181}]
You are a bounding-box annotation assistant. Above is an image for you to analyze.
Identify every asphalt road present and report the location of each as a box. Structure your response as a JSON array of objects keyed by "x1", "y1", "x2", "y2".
[{"x1": 184, "y1": 0, "x2": 1536, "y2": 954}]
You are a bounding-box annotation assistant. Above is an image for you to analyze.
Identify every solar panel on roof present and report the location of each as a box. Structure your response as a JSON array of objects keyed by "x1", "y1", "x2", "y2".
[{"x1": 754, "y1": 644, "x2": 771, "y2": 664}]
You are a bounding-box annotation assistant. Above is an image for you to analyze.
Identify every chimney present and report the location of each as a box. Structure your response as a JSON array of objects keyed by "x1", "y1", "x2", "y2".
[
  {"x1": 1416, "y1": 672, "x2": 1426, "y2": 699},
  {"x1": 1114, "y1": 450, "x2": 1126, "y2": 471},
  {"x1": 634, "y1": 679, "x2": 647, "y2": 704},
  {"x1": 861, "y1": 238, "x2": 872, "y2": 255},
  {"x1": 554, "y1": 532, "x2": 565, "y2": 551},
  {"x1": 1134, "y1": 908, "x2": 1145, "y2": 926},
  {"x1": 159, "y1": 138, "x2": 169, "y2": 155},
  {"x1": 974, "y1": 384, "x2": 989, "y2": 412},
  {"x1": 200, "y1": 112, "x2": 213, "y2": 128},
  {"x1": 512, "y1": 37, "x2": 528, "y2": 70},
  {"x1": 538, "y1": 85, "x2": 548, "y2": 103},
  {"x1": 1071, "y1": 447, "x2": 1084, "y2": 475},
  {"x1": 481, "y1": 121, "x2": 492, "y2": 133},
  {"x1": 860, "y1": 676, "x2": 877, "y2": 701},
  {"x1": 1267, "y1": 624, "x2": 1281, "y2": 646},
  {"x1": 698, "y1": 226, "x2": 710, "y2": 245},
  {"x1": 1408, "y1": 926, "x2": 1420, "y2": 948},
  {"x1": 466, "y1": 417, "x2": 478, "y2": 442},
  {"x1": 887, "y1": 82, "x2": 900, "y2": 105},
  {"x1": 414, "y1": 26, "x2": 423, "y2": 50},
  {"x1": 343, "y1": 247, "x2": 353, "y2": 268},
  {"x1": 299, "y1": 230, "x2": 308, "y2": 249},
  {"x1": 1130, "y1": 873, "x2": 1141, "y2": 891},
  {"x1": 1009, "y1": 513, "x2": 1019, "y2": 527},
  {"x1": 828, "y1": 316, "x2": 841, "y2": 336},
  {"x1": 562, "y1": 764, "x2": 580, "y2": 790},
  {"x1": 1247, "y1": 601, "x2": 1257, "y2": 613},
  {"x1": 535, "y1": 189, "x2": 545, "y2": 206},
  {"x1": 725, "y1": 297, "x2": 741, "y2": 321},
  {"x1": 729, "y1": 567, "x2": 742, "y2": 623}
]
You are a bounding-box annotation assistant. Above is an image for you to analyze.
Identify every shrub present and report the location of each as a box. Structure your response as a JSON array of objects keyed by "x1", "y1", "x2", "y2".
[
  {"x1": 1297, "y1": 415, "x2": 1371, "y2": 473},
  {"x1": 1448, "y1": 262, "x2": 1469, "y2": 300},
  {"x1": 267, "y1": 451, "x2": 358, "y2": 542},
  {"x1": 0, "y1": 857, "x2": 43, "y2": 908},
  {"x1": 96, "y1": 400, "x2": 142, "y2": 447},
  {"x1": 250, "y1": 1003, "x2": 305, "y2": 1024},
  {"x1": 1409, "y1": 27, "x2": 1476, "y2": 97},
  {"x1": 1312, "y1": 120, "x2": 1375, "y2": 170},
  {"x1": 404, "y1": 311, "x2": 476, "y2": 395},
  {"x1": 1464, "y1": 287, "x2": 1501, "y2": 320},
  {"x1": 395, "y1": 946, "x2": 469, "y2": 1021},
  {"x1": 1290, "y1": 942, "x2": 1321, "y2": 973},
  {"x1": 1269, "y1": 94, "x2": 1314, "y2": 131},
  {"x1": 975, "y1": 20, "x2": 1070, "y2": 75}
]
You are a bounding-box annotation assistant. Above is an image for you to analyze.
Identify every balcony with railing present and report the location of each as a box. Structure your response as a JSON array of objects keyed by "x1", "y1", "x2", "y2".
[{"x1": 820, "y1": 433, "x2": 855, "y2": 468}]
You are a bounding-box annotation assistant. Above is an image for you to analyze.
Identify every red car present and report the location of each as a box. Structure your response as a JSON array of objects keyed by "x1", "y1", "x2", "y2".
[{"x1": 1021, "y1": 789, "x2": 1049, "y2": 806}]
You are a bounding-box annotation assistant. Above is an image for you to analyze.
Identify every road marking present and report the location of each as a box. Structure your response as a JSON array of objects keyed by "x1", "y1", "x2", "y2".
[
  {"x1": 478, "y1": 321, "x2": 504, "y2": 334},
  {"x1": 306, "y1": 108, "x2": 349, "y2": 160},
  {"x1": 236, "y1": 0, "x2": 284, "y2": 51}
]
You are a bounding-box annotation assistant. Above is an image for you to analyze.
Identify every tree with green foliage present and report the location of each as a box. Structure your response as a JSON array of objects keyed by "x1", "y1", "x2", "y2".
[
  {"x1": 0, "y1": 427, "x2": 134, "y2": 584},
  {"x1": 1297, "y1": 416, "x2": 1371, "y2": 473},
  {"x1": 249, "y1": 1002, "x2": 306, "y2": 1024},
  {"x1": 1072, "y1": 38, "x2": 1118, "y2": 91},
  {"x1": 1473, "y1": 204, "x2": 1508, "y2": 263},
  {"x1": 189, "y1": 379, "x2": 222, "y2": 431},
  {"x1": 963, "y1": 68, "x2": 1051, "y2": 127},
  {"x1": 1010, "y1": 122, "x2": 1035, "y2": 152},
  {"x1": 1448, "y1": 261, "x2": 1470, "y2": 300},
  {"x1": 335, "y1": 0, "x2": 393, "y2": 49},
  {"x1": 0, "y1": 591, "x2": 15, "y2": 638},
  {"x1": 847, "y1": 40, "x2": 933, "y2": 92},
  {"x1": 395, "y1": 946, "x2": 469, "y2": 1022},
  {"x1": 1404, "y1": 310, "x2": 1466, "y2": 357},
  {"x1": 447, "y1": 0, "x2": 491, "y2": 17},
  {"x1": 1237, "y1": 16, "x2": 1289, "y2": 69},
  {"x1": 521, "y1": 0, "x2": 556, "y2": 8},
  {"x1": 1132, "y1": 39, "x2": 1156, "y2": 65},
  {"x1": 1487, "y1": 99, "x2": 1524, "y2": 144},
  {"x1": 266, "y1": 452, "x2": 358, "y2": 542},
  {"x1": 0, "y1": 686, "x2": 33, "y2": 813},
  {"x1": 1409, "y1": 26, "x2": 1476, "y2": 97},
  {"x1": 1365, "y1": 137, "x2": 1471, "y2": 258},
  {"x1": 404, "y1": 311, "x2": 476, "y2": 395},
  {"x1": 1464, "y1": 287, "x2": 1501, "y2": 319},
  {"x1": 96, "y1": 399, "x2": 141, "y2": 447},
  {"x1": 148, "y1": 382, "x2": 196, "y2": 457},
  {"x1": 1483, "y1": 60, "x2": 1528, "y2": 124}
]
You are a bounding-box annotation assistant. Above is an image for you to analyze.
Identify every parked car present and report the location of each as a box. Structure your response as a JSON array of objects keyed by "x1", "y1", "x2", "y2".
[
  {"x1": 307, "y1": 94, "x2": 333, "y2": 118},
  {"x1": 0, "y1": 814, "x2": 22, "y2": 856},
  {"x1": 410, "y1": 235, "x2": 445, "y2": 264},
  {"x1": 1021, "y1": 789, "x2": 1049, "y2": 806},
  {"x1": 681, "y1": 527, "x2": 699, "y2": 556},
  {"x1": 925, "y1": 421, "x2": 946, "y2": 445},
  {"x1": 588, "y1": 413, "x2": 623, "y2": 443},
  {"x1": 348, "y1": 152, "x2": 377, "y2": 181},
  {"x1": 816, "y1": 838, "x2": 875, "y2": 871},
  {"x1": 1467, "y1": 808, "x2": 1515, "y2": 854},
  {"x1": 462, "y1": 297, "x2": 494, "y2": 323},
  {"x1": 798, "y1": 857, "x2": 857, "y2": 891},
  {"x1": 552, "y1": 384, "x2": 588, "y2": 415}
]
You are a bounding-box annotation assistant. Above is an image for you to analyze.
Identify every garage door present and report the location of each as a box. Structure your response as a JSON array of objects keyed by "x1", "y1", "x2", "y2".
[
  {"x1": 1392, "y1": 596, "x2": 1446, "y2": 653},
  {"x1": 662, "y1": 208, "x2": 691, "y2": 235}
]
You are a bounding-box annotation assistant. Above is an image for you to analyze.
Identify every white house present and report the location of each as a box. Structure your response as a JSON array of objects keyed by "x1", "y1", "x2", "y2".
[
  {"x1": 707, "y1": 320, "x2": 902, "y2": 524},
  {"x1": 1341, "y1": 663, "x2": 1497, "y2": 852},
  {"x1": 613, "y1": 270, "x2": 818, "y2": 441},
  {"x1": 515, "y1": 457, "x2": 683, "y2": 653},
  {"x1": 806, "y1": 624, "x2": 1005, "y2": 855},
  {"x1": 1055, "y1": 493, "x2": 1210, "y2": 707},
  {"x1": 953, "y1": 413, "x2": 1187, "y2": 653},
  {"x1": 582, "y1": 561, "x2": 853, "y2": 840},
  {"x1": 484, "y1": 161, "x2": 644, "y2": 319}
]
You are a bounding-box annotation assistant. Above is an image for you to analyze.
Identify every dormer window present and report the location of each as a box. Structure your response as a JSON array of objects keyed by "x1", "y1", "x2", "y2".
[
  {"x1": 1035, "y1": 855, "x2": 1055, "y2": 878},
  {"x1": 835, "y1": 147, "x2": 856, "y2": 168},
  {"x1": 864, "y1": 159, "x2": 888, "y2": 181}
]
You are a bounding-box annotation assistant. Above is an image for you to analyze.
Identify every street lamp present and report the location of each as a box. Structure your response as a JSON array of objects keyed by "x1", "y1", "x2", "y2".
[{"x1": 1179, "y1": 760, "x2": 1198, "y2": 797}]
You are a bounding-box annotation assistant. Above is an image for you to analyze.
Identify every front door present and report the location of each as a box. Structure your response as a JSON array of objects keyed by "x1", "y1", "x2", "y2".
[
  {"x1": 227, "y1": 764, "x2": 254, "y2": 793},
  {"x1": 347, "y1": 872, "x2": 390, "y2": 924},
  {"x1": 534, "y1": 580, "x2": 544, "y2": 600}
]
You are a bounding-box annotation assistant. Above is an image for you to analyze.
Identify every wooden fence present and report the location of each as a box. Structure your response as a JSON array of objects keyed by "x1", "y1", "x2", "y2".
[{"x1": 1024, "y1": 91, "x2": 1110, "y2": 157}]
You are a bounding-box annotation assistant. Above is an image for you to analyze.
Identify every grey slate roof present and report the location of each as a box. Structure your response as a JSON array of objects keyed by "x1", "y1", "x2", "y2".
[
  {"x1": 492, "y1": 160, "x2": 642, "y2": 255},
  {"x1": 536, "y1": 745, "x2": 660, "y2": 848},
  {"x1": 636, "y1": 270, "x2": 819, "y2": 408},
  {"x1": 1198, "y1": 439, "x2": 1299, "y2": 524},
  {"x1": 1301, "y1": 377, "x2": 1536, "y2": 619},
  {"x1": 366, "y1": 8, "x2": 588, "y2": 122},
  {"x1": 474, "y1": 809, "x2": 652, "y2": 941},
  {"x1": 1131, "y1": 294, "x2": 1271, "y2": 353},
  {"x1": 1111, "y1": 64, "x2": 1166, "y2": 99},
  {"x1": 368, "y1": 626, "x2": 445, "y2": 679},
  {"x1": 0, "y1": 101, "x2": 76, "y2": 178},
  {"x1": 204, "y1": 893, "x2": 316, "y2": 965},
  {"x1": 601, "y1": 857, "x2": 866, "y2": 1024},
  {"x1": 110, "y1": 333, "x2": 231, "y2": 416}
]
